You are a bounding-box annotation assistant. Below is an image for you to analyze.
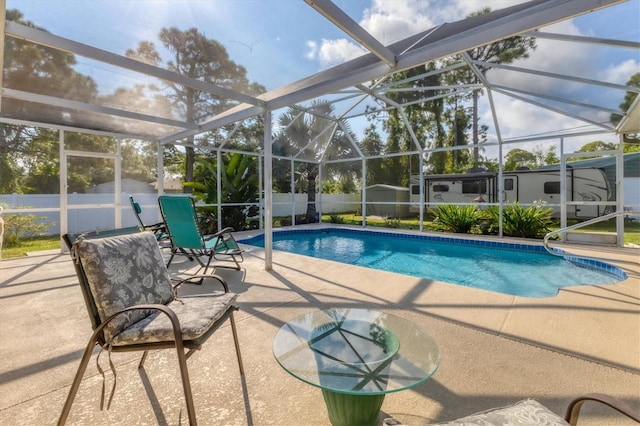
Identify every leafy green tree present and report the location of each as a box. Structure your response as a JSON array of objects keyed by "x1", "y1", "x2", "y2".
[
  {"x1": 365, "y1": 8, "x2": 536, "y2": 179},
  {"x1": 360, "y1": 124, "x2": 386, "y2": 184},
  {"x1": 337, "y1": 175, "x2": 358, "y2": 193},
  {"x1": 21, "y1": 129, "x2": 60, "y2": 193},
  {"x1": 120, "y1": 142, "x2": 158, "y2": 184},
  {"x1": 503, "y1": 145, "x2": 558, "y2": 171},
  {"x1": 533, "y1": 144, "x2": 559, "y2": 166},
  {"x1": 274, "y1": 101, "x2": 357, "y2": 221},
  {"x1": 576, "y1": 141, "x2": 617, "y2": 153},
  {"x1": 3, "y1": 9, "x2": 97, "y2": 103},
  {"x1": 1, "y1": 9, "x2": 98, "y2": 194},
  {"x1": 445, "y1": 105, "x2": 472, "y2": 172},
  {"x1": 445, "y1": 8, "x2": 536, "y2": 166},
  {"x1": 383, "y1": 64, "x2": 436, "y2": 179},
  {"x1": 576, "y1": 140, "x2": 639, "y2": 155},
  {"x1": 1, "y1": 125, "x2": 47, "y2": 193},
  {"x1": 611, "y1": 72, "x2": 639, "y2": 144},
  {"x1": 126, "y1": 29, "x2": 265, "y2": 192},
  {"x1": 504, "y1": 148, "x2": 537, "y2": 171}
]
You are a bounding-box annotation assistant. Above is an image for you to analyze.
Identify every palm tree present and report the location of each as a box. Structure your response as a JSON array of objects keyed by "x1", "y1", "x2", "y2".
[{"x1": 274, "y1": 101, "x2": 358, "y2": 221}]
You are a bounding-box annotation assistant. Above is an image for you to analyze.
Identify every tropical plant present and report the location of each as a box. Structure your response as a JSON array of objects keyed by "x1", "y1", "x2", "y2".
[
  {"x1": 126, "y1": 29, "x2": 265, "y2": 190},
  {"x1": 184, "y1": 152, "x2": 259, "y2": 233},
  {"x1": 431, "y1": 204, "x2": 482, "y2": 233},
  {"x1": 328, "y1": 214, "x2": 346, "y2": 224},
  {"x1": 274, "y1": 101, "x2": 358, "y2": 222},
  {"x1": 485, "y1": 202, "x2": 553, "y2": 238}
]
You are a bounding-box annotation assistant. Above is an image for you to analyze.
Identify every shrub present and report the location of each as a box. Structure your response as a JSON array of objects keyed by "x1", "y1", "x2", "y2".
[
  {"x1": 384, "y1": 217, "x2": 401, "y2": 228},
  {"x1": 431, "y1": 205, "x2": 482, "y2": 234},
  {"x1": 329, "y1": 214, "x2": 346, "y2": 224},
  {"x1": 3, "y1": 214, "x2": 54, "y2": 248},
  {"x1": 486, "y1": 202, "x2": 553, "y2": 238}
]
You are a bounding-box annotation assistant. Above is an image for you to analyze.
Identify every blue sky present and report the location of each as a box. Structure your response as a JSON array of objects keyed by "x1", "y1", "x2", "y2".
[{"x1": 7, "y1": 0, "x2": 640, "y2": 153}]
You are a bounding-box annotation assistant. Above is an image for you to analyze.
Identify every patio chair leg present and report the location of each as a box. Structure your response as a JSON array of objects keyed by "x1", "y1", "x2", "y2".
[
  {"x1": 230, "y1": 312, "x2": 244, "y2": 376},
  {"x1": 175, "y1": 345, "x2": 198, "y2": 425},
  {"x1": 138, "y1": 350, "x2": 149, "y2": 369},
  {"x1": 202, "y1": 255, "x2": 215, "y2": 276},
  {"x1": 166, "y1": 252, "x2": 176, "y2": 268},
  {"x1": 180, "y1": 248, "x2": 195, "y2": 261},
  {"x1": 57, "y1": 337, "x2": 99, "y2": 425}
]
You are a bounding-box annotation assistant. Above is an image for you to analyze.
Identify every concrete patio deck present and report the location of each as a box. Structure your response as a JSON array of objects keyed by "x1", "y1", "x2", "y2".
[{"x1": 1, "y1": 227, "x2": 638, "y2": 425}]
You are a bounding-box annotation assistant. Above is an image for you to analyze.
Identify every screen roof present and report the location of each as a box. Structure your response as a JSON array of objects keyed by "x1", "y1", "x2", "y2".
[{"x1": 2, "y1": 0, "x2": 639, "y2": 157}]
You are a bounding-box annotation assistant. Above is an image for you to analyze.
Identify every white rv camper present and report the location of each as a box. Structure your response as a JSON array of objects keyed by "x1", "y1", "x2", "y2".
[{"x1": 409, "y1": 167, "x2": 611, "y2": 219}]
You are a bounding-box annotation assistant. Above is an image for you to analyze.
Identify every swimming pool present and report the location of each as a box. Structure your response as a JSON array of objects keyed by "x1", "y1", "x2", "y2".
[{"x1": 239, "y1": 228, "x2": 626, "y2": 298}]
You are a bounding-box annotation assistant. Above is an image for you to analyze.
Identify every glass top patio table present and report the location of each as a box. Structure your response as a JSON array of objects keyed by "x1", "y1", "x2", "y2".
[{"x1": 273, "y1": 308, "x2": 440, "y2": 426}]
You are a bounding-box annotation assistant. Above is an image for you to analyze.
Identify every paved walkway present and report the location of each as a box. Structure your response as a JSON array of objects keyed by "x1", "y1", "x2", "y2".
[{"x1": 1, "y1": 227, "x2": 638, "y2": 425}]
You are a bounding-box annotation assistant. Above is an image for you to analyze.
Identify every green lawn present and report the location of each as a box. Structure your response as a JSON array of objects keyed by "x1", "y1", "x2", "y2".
[{"x1": 2, "y1": 235, "x2": 61, "y2": 259}]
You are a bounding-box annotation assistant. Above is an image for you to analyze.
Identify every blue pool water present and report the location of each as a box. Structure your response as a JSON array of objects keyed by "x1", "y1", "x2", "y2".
[{"x1": 239, "y1": 228, "x2": 625, "y2": 298}]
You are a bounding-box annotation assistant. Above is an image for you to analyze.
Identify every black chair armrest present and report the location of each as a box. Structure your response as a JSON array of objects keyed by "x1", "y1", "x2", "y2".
[
  {"x1": 172, "y1": 274, "x2": 230, "y2": 292},
  {"x1": 565, "y1": 393, "x2": 640, "y2": 426}
]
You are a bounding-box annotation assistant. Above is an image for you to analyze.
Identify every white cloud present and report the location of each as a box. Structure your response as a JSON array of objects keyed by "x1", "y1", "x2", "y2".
[
  {"x1": 602, "y1": 59, "x2": 640, "y2": 85},
  {"x1": 486, "y1": 20, "x2": 598, "y2": 94},
  {"x1": 360, "y1": 0, "x2": 436, "y2": 44},
  {"x1": 305, "y1": 1, "x2": 531, "y2": 68},
  {"x1": 316, "y1": 39, "x2": 368, "y2": 68},
  {"x1": 306, "y1": 40, "x2": 319, "y2": 60}
]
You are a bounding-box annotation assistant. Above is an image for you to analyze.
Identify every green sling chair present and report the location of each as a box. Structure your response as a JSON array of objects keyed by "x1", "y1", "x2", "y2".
[{"x1": 158, "y1": 195, "x2": 244, "y2": 275}]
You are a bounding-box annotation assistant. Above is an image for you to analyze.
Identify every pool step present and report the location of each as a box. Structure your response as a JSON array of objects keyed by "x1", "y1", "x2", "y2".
[{"x1": 566, "y1": 231, "x2": 617, "y2": 245}]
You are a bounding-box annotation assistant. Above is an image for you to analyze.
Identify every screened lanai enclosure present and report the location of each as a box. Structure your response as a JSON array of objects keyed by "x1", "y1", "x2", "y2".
[{"x1": 1, "y1": 0, "x2": 639, "y2": 260}]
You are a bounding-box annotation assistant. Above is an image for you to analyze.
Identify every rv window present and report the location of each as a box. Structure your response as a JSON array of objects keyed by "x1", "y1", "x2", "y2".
[
  {"x1": 432, "y1": 184, "x2": 449, "y2": 192},
  {"x1": 462, "y1": 180, "x2": 486, "y2": 194},
  {"x1": 504, "y1": 178, "x2": 514, "y2": 191},
  {"x1": 544, "y1": 182, "x2": 561, "y2": 194},
  {"x1": 411, "y1": 185, "x2": 420, "y2": 195}
]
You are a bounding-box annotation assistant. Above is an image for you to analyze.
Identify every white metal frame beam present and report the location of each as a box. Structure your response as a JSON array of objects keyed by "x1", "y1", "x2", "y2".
[
  {"x1": 0, "y1": 0, "x2": 5, "y2": 112},
  {"x1": 523, "y1": 30, "x2": 640, "y2": 49},
  {"x1": 3, "y1": 88, "x2": 197, "y2": 130},
  {"x1": 304, "y1": 0, "x2": 396, "y2": 67},
  {"x1": 4, "y1": 20, "x2": 264, "y2": 108},
  {"x1": 475, "y1": 59, "x2": 639, "y2": 93}
]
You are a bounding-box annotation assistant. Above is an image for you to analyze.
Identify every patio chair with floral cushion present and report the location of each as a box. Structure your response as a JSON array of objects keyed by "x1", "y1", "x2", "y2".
[
  {"x1": 383, "y1": 393, "x2": 639, "y2": 426},
  {"x1": 58, "y1": 229, "x2": 244, "y2": 426}
]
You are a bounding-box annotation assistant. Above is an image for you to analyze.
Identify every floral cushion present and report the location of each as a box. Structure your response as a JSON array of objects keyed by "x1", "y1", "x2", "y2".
[
  {"x1": 384, "y1": 399, "x2": 569, "y2": 426},
  {"x1": 75, "y1": 232, "x2": 174, "y2": 342},
  {"x1": 431, "y1": 400, "x2": 569, "y2": 425},
  {"x1": 111, "y1": 292, "x2": 238, "y2": 345}
]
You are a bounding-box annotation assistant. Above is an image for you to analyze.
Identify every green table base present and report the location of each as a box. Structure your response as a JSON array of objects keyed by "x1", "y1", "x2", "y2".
[{"x1": 322, "y1": 389, "x2": 385, "y2": 426}]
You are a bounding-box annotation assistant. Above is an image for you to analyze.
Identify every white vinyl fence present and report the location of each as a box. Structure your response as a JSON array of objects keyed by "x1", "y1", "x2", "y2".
[{"x1": 0, "y1": 192, "x2": 361, "y2": 235}]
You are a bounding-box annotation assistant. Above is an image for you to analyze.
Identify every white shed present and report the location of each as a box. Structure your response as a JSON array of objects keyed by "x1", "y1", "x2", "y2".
[{"x1": 364, "y1": 184, "x2": 410, "y2": 218}]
